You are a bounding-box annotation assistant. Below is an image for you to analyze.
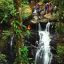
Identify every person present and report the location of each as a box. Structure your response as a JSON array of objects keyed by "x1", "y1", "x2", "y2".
[
  {"x1": 45, "y1": 2, "x2": 53, "y2": 14},
  {"x1": 45, "y1": 3, "x2": 49, "y2": 14},
  {"x1": 48, "y1": 2, "x2": 53, "y2": 14},
  {"x1": 33, "y1": 3, "x2": 41, "y2": 15}
]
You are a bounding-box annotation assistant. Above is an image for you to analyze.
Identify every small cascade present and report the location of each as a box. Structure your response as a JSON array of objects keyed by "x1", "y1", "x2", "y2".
[
  {"x1": 45, "y1": 22, "x2": 51, "y2": 32},
  {"x1": 35, "y1": 22, "x2": 52, "y2": 64},
  {"x1": 38, "y1": 23, "x2": 42, "y2": 31},
  {"x1": 10, "y1": 35, "x2": 14, "y2": 49},
  {"x1": 7, "y1": 35, "x2": 16, "y2": 64}
]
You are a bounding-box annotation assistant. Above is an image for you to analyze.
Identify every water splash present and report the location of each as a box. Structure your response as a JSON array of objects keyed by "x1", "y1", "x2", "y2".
[{"x1": 35, "y1": 22, "x2": 52, "y2": 64}]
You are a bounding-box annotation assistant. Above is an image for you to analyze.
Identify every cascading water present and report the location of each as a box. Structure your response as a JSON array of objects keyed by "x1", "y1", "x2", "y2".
[
  {"x1": 35, "y1": 22, "x2": 52, "y2": 64},
  {"x1": 7, "y1": 35, "x2": 16, "y2": 64}
]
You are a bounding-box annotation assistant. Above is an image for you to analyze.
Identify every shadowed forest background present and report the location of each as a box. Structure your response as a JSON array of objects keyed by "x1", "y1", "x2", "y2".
[{"x1": 0, "y1": 0, "x2": 64, "y2": 64}]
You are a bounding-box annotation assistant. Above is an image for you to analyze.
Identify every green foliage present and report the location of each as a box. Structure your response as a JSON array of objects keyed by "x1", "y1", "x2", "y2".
[
  {"x1": 15, "y1": 46, "x2": 29, "y2": 64},
  {"x1": 0, "y1": 0, "x2": 16, "y2": 23},
  {"x1": 22, "y1": 0, "x2": 29, "y2": 4},
  {"x1": 57, "y1": 45, "x2": 64, "y2": 64},
  {"x1": 22, "y1": 4, "x2": 32, "y2": 20},
  {"x1": 0, "y1": 53, "x2": 7, "y2": 64},
  {"x1": 1, "y1": 30, "x2": 11, "y2": 40},
  {"x1": 56, "y1": 22, "x2": 64, "y2": 34},
  {"x1": 20, "y1": 46, "x2": 29, "y2": 64},
  {"x1": 25, "y1": 30, "x2": 31, "y2": 36},
  {"x1": 11, "y1": 20, "x2": 27, "y2": 36},
  {"x1": 21, "y1": 0, "x2": 32, "y2": 20},
  {"x1": 0, "y1": 30, "x2": 12, "y2": 45},
  {"x1": 11, "y1": 20, "x2": 22, "y2": 35},
  {"x1": 0, "y1": 0, "x2": 31, "y2": 23},
  {"x1": 11, "y1": 19, "x2": 31, "y2": 36},
  {"x1": 43, "y1": 0, "x2": 49, "y2": 3},
  {"x1": 52, "y1": 0, "x2": 64, "y2": 20}
]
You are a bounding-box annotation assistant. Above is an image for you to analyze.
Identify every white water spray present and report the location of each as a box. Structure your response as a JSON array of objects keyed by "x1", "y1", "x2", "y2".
[{"x1": 35, "y1": 22, "x2": 52, "y2": 64}]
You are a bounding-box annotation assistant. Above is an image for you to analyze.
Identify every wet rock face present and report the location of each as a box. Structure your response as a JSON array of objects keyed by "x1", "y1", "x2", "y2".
[
  {"x1": 50, "y1": 35, "x2": 57, "y2": 54},
  {"x1": 40, "y1": 22, "x2": 46, "y2": 30},
  {"x1": 30, "y1": 22, "x2": 47, "y2": 31},
  {"x1": 30, "y1": 23, "x2": 38, "y2": 31},
  {"x1": 30, "y1": 21, "x2": 56, "y2": 34},
  {"x1": 50, "y1": 35, "x2": 57, "y2": 64},
  {"x1": 49, "y1": 22, "x2": 56, "y2": 34},
  {"x1": 51, "y1": 56, "x2": 57, "y2": 64},
  {"x1": 25, "y1": 31, "x2": 39, "y2": 58}
]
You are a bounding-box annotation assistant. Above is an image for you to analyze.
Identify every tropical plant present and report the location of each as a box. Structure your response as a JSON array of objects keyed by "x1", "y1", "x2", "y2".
[
  {"x1": 20, "y1": 46, "x2": 29, "y2": 64},
  {"x1": 57, "y1": 45, "x2": 64, "y2": 64},
  {"x1": 22, "y1": 0, "x2": 29, "y2": 4},
  {"x1": 52, "y1": 0, "x2": 64, "y2": 20},
  {"x1": 21, "y1": 0, "x2": 32, "y2": 20},
  {"x1": 15, "y1": 46, "x2": 29, "y2": 64},
  {"x1": 56, "y1": 22, "x2": 64, "y2": 34},
  {"x1": 0, "y1": 0, "x2": 16, "y2": 23},
  {"x1": 0, "y1": 53, "x2": 7, "y2": 64},
  {"x1": 43, "y1": 0, "x2": 49, "y2": 3}
]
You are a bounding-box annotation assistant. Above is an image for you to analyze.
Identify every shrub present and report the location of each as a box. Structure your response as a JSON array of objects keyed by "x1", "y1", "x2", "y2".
[
  {"x1": 57, "y1": 45, "x2": 64, "y2": 64},
  {"x1": 0, "y1": 53, "x2": 7, "y2": 64}
]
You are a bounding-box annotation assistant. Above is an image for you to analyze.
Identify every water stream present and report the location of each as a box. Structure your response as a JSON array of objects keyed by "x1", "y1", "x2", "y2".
[
  {"x1": 7, "y1": 35, "x2": 16, "y2": 64},
  {"x1": 35, "y1": 22, "x2": 52, "y2": 64}
]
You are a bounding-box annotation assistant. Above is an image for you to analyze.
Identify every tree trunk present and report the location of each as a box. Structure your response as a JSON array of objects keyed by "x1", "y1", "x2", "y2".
[
  {"x1": 13, "y1": 0, "x2": 22, "y2": 22},
  {"x1": 13, "y1": 0, "x2": 23, "y2": 64}
]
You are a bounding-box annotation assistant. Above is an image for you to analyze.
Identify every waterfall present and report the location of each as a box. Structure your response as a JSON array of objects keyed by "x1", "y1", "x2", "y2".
[
  {"x1": 45, "y1": 22, "x2": 50, "y2": 32},
  {"x1": 35, "y1": 22, "x2": 52, "y2": 64},
  {"x1": 38, "y1": 23, "x2": 42, "y2": 31},
  {"x1": 7, "y1": 35, "x2": 16, "y2": 64},
  {"x1": 10, "y1": 35, "x2": 14, "y2": 49}
]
